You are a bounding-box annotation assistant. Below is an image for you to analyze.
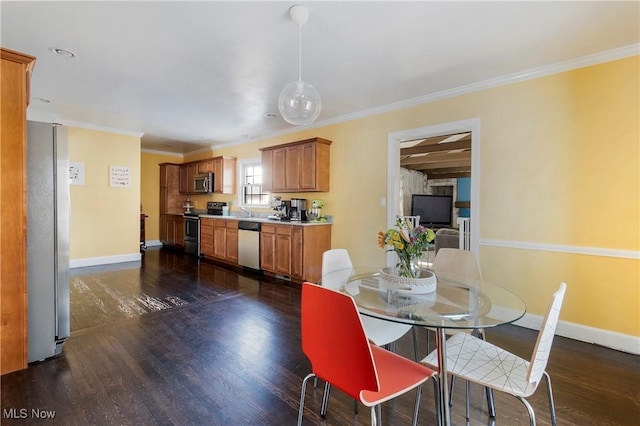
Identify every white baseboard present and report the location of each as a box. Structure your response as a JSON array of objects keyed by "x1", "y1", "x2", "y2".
[
  {"x1": 513, "y1": 313, "x2": 640, "y2": 355},
  {"x1": 145, "y1": 240, "x2": 162, "y2": 247},
  {"x1": 70, "y1": 253, "x2": 142, "y2": 269}
]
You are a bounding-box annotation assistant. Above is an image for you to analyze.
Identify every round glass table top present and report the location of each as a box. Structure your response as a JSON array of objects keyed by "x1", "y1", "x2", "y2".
[{"x1": 320, "y1": 267, "x2": 526, "y2": 330}]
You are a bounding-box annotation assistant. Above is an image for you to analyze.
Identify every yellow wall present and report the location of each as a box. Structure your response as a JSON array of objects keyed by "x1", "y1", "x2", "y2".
[
  {"x1": 140, "y1": 151, "x2": 182, "y2": 241},
  {"x1": 140, "y1": 56, "x2": 639, "y2": 340},
  {"x1": 68, "y1": 127, "x2": 141, "y2": 260}
]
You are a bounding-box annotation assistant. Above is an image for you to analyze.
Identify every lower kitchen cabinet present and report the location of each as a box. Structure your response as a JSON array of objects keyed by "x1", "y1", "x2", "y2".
[
  {"x1": 160, "y1": 214, "x2": 184, "y2": 248},
  {"x1": 200, "y1": 218, "x2": 214, "y2": 257},
  {"x1": 213, "y1": 219, "x2": 238, "y2": 263},
  {"x1": 201, "y1": 218, "x2": 238, "y2": 264},
  {"x1": 260, "y1": 223, "x2": 330, "y2": 283}
]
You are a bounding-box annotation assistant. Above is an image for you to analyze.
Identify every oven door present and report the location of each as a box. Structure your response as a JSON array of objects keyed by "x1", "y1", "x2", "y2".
[{"x1": 183, "y1": 217, "x2": 200, "y2": 256}]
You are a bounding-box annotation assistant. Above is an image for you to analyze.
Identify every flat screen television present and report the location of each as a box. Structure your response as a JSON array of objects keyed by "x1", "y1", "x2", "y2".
[{"x1": 410, "y1": 194, "x2": 453, "y2": 227}]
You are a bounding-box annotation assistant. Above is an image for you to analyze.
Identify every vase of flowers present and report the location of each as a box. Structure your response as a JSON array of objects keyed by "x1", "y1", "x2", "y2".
[{"x1": 378, "y1": 218, "x2": 435, "y2": 278}]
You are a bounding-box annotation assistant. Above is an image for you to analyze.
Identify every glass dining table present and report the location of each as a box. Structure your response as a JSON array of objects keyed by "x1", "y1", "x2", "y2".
[{"x1": 319, "y1": 266, "x2": 526, "y2": 426}]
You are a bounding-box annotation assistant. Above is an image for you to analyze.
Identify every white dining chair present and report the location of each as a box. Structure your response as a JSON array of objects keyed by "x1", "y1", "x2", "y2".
[
  {"x1": 321, "y1": 249, "x2": 417, "y2": 354},
  {"x1": 398, "y1": 215, "x2": 420, "y2": 228},
  {"x1": 429, "y1": 248, "x2": 496, "y2": 415},
  {"x1": 422, "y1": 282, "x2": 567, "y2": 425},
  {"x1": 435, "y1": 228, "x2": 460, "y2": 254}
]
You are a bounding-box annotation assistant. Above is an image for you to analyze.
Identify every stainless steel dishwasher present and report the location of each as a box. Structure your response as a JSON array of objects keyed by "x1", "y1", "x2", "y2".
[{"x1": 238, "y1": 221, "x2": 261, "y2": 270}]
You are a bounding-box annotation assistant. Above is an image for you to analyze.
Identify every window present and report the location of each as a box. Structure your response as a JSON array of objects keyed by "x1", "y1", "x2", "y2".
[{"x1": 239, "y1": 160, "x2": 270, "y2": 207}]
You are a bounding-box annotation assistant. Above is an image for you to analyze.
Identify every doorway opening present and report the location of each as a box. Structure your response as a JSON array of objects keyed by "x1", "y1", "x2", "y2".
[{"x1": 387, "y1": 118, "x2": 481, "y2": 263}]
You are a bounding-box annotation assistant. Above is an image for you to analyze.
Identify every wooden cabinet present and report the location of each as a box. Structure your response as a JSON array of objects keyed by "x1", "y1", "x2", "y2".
[
  {"x1": 179, "y1": 162, "x2": 198, "y2": 194},
  {"x1": 212, "y1": 156, "x2": 236, "y2": 194},
  {"x1": 260, "y1": 137, "x2": 331, "y2": 192},
  {"x1": 260, "y1": 223, "x2": 331, "y2": 282},
  {"x1": 160, "y1": 163, "x2": 182, "y2": 214},
  {"x1": 201, "y1": 218, "x2": 238, "y2": 264},
  {"x1": 212, "y1": 219, "x2": 238, "y2": 263},
  {"x1": 198, "y1": 159, "x2": 214, "y2": 173},
  {"x1": 159, "y1": 214, "x2": 184, "y2": 248},
  {"x1": 178, "y1": 156, "x2": 236, "y2": 194},
  {"x1": 200, "y1": 218, "x2": 214, "y2": 257},
  {"x1": 1, "y1": 48, "x2": 36, "y2": 375}
]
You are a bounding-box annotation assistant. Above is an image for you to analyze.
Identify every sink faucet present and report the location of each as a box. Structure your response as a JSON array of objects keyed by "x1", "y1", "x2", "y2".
[{"x1": 241, "y1": 207, "x2": 252, "y2": 217}]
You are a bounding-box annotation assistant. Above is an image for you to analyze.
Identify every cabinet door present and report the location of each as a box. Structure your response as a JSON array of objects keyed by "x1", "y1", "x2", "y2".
[
  {"x1": 212, "y1": 158, "x2": 223, "y2": 193},
  {"x1": 200, "y1": 218, "x2": 214, "y2": 257},
  {"x1": 179, "y1": 165, "x2": 189, "y2": 194},
  {"x1": 299, "y1": 142, "x2": 317, "y2": 190},
  {"x1": 187, "y1": 163, "x2": 198, "y2": 194},
  {"x1": 285, "y1": 145, "x2": 301, "y2": 190},
  {"x1": 213, "y1": 220, "x2": 227, "y2": 259},
  {"x1": 165, "y1": 216, "x2": 176, "y2": 245},
  {"x1": 272, "y1": 148, "x2": 286, "y2": 191},
  {"x1": 260, "y1": 225, "x2": 276, "y2": 272},
  {"x1": 274, "y1": 226, "x2": 292, "y2": 275},
  {"x1": 291, "y1": 227, "x2": 304, "y2": 279},
  {"x1": 226, "y1": 222, "x2": 238, "y2": 263},
  {"x1": 261, "y1": 150, "x2": 273, "y2": 191},
  {"x1": 198, "y1": 159, "x2": 214, "y2": 174},
  {"x1": 174, "y1": 216, "x2": 184, "y2": 247}
]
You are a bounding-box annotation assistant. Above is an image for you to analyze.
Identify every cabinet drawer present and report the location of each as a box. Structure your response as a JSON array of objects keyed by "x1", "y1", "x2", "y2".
[
  {"x1": 200, "y1": 225, "x2": 213, "y2": 239},
  {"x1": 275, "y1": 225, "x2": 292, "y2": 236},
  {"x1": 261, "y1": 224, "x2": 276, "y2": 234}
]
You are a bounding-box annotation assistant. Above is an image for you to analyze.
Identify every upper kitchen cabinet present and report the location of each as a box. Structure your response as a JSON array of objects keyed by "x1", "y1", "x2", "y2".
[
  {"x1": 212, "y1": 156, "x2": 236, "y2": 194},
  {"x1": 1, "y1": 48, "x2": 36, "y2": 375},
  {"x1": 179, "y1": 162, "x2": 198, "y2": 194},
  {"x1": 260, "y1": 137, "x2": 331, "y2": 192},
  {"x1": 179, "y1": 156, "x2": 236, "y2": 195},
  {"x1": 160, "y1": 163, "x2": 182, "y2": 214}
]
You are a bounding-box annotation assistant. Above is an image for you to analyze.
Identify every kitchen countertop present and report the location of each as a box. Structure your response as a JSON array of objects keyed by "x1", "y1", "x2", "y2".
[{"x1": 199, "y1": 214, "x2": 331, "y2": 226}]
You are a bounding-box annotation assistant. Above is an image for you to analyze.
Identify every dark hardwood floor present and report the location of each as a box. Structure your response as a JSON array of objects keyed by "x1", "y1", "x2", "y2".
[{"x1": 2, "y1": 248, "x2": 639, "y2": 425}]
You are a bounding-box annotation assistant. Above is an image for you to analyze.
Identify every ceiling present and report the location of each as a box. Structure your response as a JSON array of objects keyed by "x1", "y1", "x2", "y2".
[
  {"x1": 2, "y1": 1, "x2": 638, "y2": 155},
  {"x1": 400, "y1": 132, "x2": 471, "y2": 180}
]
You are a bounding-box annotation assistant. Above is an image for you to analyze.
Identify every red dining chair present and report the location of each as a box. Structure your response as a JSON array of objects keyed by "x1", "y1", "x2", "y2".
[{"x1": 298, "y1": 282, "x2": 439, "y2": 426}]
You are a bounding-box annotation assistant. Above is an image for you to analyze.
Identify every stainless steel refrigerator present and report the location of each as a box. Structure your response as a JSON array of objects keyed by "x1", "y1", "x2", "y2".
[{"x1": 27, "y1": 120, "x2": 70, "y2": 362}]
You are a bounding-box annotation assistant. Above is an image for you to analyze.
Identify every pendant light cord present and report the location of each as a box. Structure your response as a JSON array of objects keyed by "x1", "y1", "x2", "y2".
[{"x1": 298, "y1": 24, "x2": 303, "y2": 82}]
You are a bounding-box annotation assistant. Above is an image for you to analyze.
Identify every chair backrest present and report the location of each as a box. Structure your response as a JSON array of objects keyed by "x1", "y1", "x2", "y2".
[
  {"x1": 398, "y1": 215, "x2": 420, "y2": 228},
  {"x1": 435, "y1": 228, "x2": 460, "y2": 253},
  {"x1": 432, "y1": 248, "x2": 482, "y2": 287},
  {"x1": 526, "y1": 282, "x2": 567, "y2": 385},
  {"x1": 321, "y1": 249, "x2": 353, "y2": 290},
  {"x1": 300, "y1": 282, "x2": 379, "y2": 400}
]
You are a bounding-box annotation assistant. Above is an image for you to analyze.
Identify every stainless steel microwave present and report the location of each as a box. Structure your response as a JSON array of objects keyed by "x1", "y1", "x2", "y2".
[{"x1": 193, "y1": 173, "x2": 214, "y2": 193}]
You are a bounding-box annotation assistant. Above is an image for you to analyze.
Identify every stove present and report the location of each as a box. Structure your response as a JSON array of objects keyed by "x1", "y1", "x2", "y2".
[{"x1": 206, "y1": 201, "x2": 227, "y2": 215}]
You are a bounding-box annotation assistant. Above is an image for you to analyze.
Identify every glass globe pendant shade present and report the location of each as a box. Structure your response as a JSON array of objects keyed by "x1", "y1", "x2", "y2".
[{"x1": 278, "y1": 80, "x2": 321, "y2": 126}]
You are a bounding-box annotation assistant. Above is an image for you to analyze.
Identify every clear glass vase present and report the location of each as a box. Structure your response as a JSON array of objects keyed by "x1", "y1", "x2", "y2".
[{"x1": 396, "y1": 253, "x2": 419, "y2": 278}]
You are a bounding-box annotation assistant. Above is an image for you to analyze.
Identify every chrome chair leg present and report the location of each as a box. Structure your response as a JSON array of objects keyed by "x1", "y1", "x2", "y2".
[
  {"x1": 486, "y1": 387, "x2": 496, "y2": 417},
  {"x1": 412, "y1": 326, "x2": 419, "y2": 361},
  {"x1": 298, "y1": 373, "x2": 315, "y2": 426},
  {"x1": 543, "y1": 371, "x2": 557, "y2": 426},
  {"x1": 412, "y1": 384, "x2": 423, "y2": 426},
  {"x1": 432, "y1": 375, "x2": 442, "y2": 426},
  {"x1": 465, "y1": 379, "x2": 471, "y2": 421},
  {"x1": 448, "y1": 375, "x2": 456, "y2": 407},
  {"x1": 516, "y1": 396, "x2": 536, "y2": 426},
  {"x1": 320, "y1": 381, "x2": 331, "y2": 417}
]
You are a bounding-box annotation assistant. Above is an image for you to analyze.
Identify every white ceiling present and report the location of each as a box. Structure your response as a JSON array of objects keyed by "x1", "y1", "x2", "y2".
[{"x1": 2, "y1": 1, "x2": 638, "y2": 154}]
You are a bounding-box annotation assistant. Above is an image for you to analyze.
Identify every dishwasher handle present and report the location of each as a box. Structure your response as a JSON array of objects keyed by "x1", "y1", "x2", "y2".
[{"x1": 238, "y1": 221, "x2": 261, "y2": 232}]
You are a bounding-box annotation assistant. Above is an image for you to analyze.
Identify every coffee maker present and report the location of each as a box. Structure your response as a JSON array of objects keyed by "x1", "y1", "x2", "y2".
[{"x1": 289, "y1": 198, "x2": 307, "y2": 221}]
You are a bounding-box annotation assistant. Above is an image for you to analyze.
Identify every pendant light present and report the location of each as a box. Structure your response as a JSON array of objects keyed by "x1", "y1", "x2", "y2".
[{"x1": 278, "y1": 5, "x2": 321, "y2": 126}]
